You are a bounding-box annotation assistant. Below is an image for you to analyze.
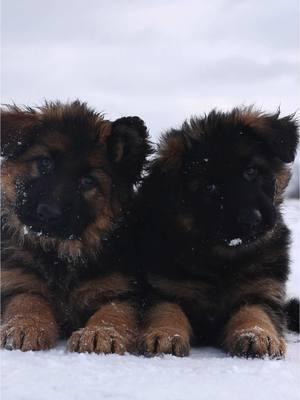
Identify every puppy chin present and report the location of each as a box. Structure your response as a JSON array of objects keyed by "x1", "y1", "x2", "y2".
[
  {"x1": 213, "y1": 227, "x2": 276, "y2": 258},
  {"x1": 224, "y1": 233, "x2": 259, "y2": 247},
  {"x1": 20, "y1": 217, "x2": 79, "y2": 241}
]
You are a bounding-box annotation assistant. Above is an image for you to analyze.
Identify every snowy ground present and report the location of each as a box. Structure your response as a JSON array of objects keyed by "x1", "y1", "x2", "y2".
[{"x1": 1, "y1": 200, "x2": 299, "y2": 400}]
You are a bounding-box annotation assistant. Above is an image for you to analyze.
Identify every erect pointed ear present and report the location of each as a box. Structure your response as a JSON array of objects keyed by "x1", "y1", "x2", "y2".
[
  {"x1": 158, "y1": 125, "x2": 195, "y2": 172},
  {"x1": 1, "y1": 107, "x2": 40, "y2": 159},
  {"x1": 104, "y1": 116, "x2": 151, "y2": 182},
  {"x1": 158, "y1": 131, "x2": 186, "y2": 171},
  {"x1": 251, "y1": 112, "x2": 299, "y2": 163}
]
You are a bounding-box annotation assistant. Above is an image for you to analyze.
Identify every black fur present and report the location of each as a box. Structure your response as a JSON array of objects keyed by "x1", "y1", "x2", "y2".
[
  {"x1": 1, "y1": 101, "x2": 151, "y2": 352},
  {"x1": 132, "y1": 107, "x2": 299, "y2": 356},
  {"x1": 285, "y1": 298, "x2": 300, "y2": 333}
]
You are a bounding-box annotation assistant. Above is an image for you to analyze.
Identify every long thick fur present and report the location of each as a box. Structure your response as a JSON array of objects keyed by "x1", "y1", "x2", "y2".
[
  {"x1": 133, "y1": 107, "x2": 298, "y2": 358},
  {"x1": 1, "y1": 101, "x2": 152, "y2": 353}
]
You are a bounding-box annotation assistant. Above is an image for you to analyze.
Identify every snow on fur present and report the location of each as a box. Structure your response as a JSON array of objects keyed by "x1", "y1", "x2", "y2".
[{"x1": 1, "y1": 200, "x2": 299, "y2": 400}]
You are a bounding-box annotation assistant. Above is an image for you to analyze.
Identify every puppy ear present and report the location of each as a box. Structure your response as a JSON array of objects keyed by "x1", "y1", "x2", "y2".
[
  {"x1": 1, "y1": 107, "x2": 39, "y2": 158},
  {"x1": 158, "y1": 130, "x2": 187, "y2": 171},
  {"x1": 158, "y1": 124, "x2": 198, "y2": 172},
  {"x1": 106, "y1": 116, "x2": 150, "y2": 182},
  {"x1": 253, "y1": 112, "x2": 299, "y2": 163}
]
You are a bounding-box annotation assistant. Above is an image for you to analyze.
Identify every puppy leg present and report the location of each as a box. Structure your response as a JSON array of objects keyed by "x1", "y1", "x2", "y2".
[
  {"x1": 139, "y1": 302, "x2": 192, "y2": 357},
  {"x1": 223, "y1": 305, "x2": 286, "y2": 358},
  {"x1": 1, "y1": 293, "x2": 59, "y2": 351},
  {"x1": 68, "y1": 302, "x2": 138, "y2": 355}
]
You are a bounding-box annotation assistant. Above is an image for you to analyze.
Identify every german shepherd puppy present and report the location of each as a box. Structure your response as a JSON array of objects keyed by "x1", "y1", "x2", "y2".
[
  {"x1": 134, "y1": 108, "x2": 298, "y2": 358},
  {"x1": 1, "y1": 101, "x2": 151, "y2": 353}
]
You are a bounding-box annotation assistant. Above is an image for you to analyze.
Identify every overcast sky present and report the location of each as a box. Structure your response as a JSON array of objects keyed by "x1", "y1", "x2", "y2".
[{"x1": 2, "y1": 0, "x2": 299, "y2": 139}]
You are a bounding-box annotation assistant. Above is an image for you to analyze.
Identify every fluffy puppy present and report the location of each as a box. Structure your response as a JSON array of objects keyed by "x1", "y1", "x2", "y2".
[
  {"x1": 1, "y1": 101, "x2": 151, "y2": 353},
  {"x1": 134, "y1": 107, "x2": 298, "y2": 358}
]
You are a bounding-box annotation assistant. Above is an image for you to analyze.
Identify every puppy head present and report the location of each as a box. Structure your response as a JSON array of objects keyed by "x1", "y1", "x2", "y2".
[
  {"x1": 156, "y1": 107, "x2": 298, "y2": 247},
  {"x1": 1, "y1": 101, "x2": 150, "y2": 260}
]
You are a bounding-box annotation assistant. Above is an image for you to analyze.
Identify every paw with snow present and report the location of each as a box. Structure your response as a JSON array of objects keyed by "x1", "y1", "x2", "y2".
[
  {"x1": 139, "y1": 328, "x2": 190, "y2": 357},
  {"x1": 68, "y1": 326, "x2": 136, "y2": 355},
  {"x1": 225, "y1": 326, "x2": 286, "y2": 359},
  {"x1": 0, "y1": 317, "x2": 58, "y2": 351}
]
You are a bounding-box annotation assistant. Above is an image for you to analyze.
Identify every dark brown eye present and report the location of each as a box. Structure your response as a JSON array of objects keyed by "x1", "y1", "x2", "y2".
[
  {"x1": 37, "y1": 157, "x2": 54, "y2": 175},
  {"x1": 243, "y1": 167, "x2": 258, "y2": 181},
  {"x1": 79, "y1": 176, "x2": 96, "y2": 190}
]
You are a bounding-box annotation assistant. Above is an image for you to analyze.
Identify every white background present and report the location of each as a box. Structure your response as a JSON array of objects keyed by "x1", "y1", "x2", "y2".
[{"x1": 2, "y1": 0, "x2": 299, "y2": 137}]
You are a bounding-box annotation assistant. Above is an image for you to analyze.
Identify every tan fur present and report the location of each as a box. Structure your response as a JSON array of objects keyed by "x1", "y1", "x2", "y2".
[
  {"x1": 1, "y1": 105, "x2": 126, "y2": 262},
  {"x1": 1, "y1": 196, "x2": 114, "y2": 263},
  {"x1": 1, "y1": 161, "x2": 28, "y2": 204},
  {"x1": 148, "y1": 275, "x2": 211, "y2": 305},
  {"x1": 213, "y1": 222, "x2": 284, "y2": 258},
  {"x1": 1, "y1": 102, "x2": 144, "y2": 355},
  {"x1": 98, "y1": 120, "x2": 112, "y2": 142},
  {"x1": 224, "y1": 305, "x2": 286, "y2": 358},
  {"x1": 232, "y1": 278, "x2": 285, "y2": 307},
  {"x1": 19, "y1": 144, "x2": 53, "y2": 161},
  {"x1": 1, "y1": 149, "x2": 116, "y2": 261},
  {"x1": 275, "y1": 167, "x2": 291, "y2": 201},
  {"x1": 68, "y1": 302, "x2": 138, "y2": 354},
  {"x1": 38, "y1": 102, "x2": 104, "y2": 135},
  {"x1": 79, "y1": 209, "x2": 113, "y2": 256},
  {"x1": 159, "y1": 135, "x2": 186, "y2": 171},
  {"x1": 71, "y1": 273, "x2": 133, "y2": 311},
  {"x1": 40, "y1": 133, "x2": 70, "y2": 152},
  {"x1": 238, "y1": 109, "x2": 266, "y2": 129},
  {"x1": 88, "y1": 170, "x2": 112, "y2": 191},
  {"x1": 113, "y1": 141, "x2": 126, "y2": 162},
  {"x1": 1, "y1": 268, "x2": 48, "y2": 298},
  {"x1": 57, "y1": 240, "x2": 85, "y2": 261},
  {"x1": 2, "y1": 247, "x2": 34, "y2": 265},
  {"x1": 1, "y1": 109, "x2": 38, "y2": 142},
  {"x1": 140, "y1": 303, "x2": 192, "y2": 356},
  {"x1": 1, "y1": 293, "x2": 59, "y2": 351}
]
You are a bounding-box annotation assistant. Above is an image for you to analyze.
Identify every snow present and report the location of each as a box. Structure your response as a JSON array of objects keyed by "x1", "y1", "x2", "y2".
[
  {"x1": 1, "y1": 200, "x2": 299, "y2": 400},
  {"x1": 286, "y1": 157, "x2": 300, "y2": 199},
  {"x1": 228, "y1": 238, "x2": 242, "y2": 247}
]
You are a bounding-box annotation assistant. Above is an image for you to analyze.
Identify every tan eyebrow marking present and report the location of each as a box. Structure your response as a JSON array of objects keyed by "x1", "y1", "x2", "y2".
[
  {"x1": 39, "y1": 132, "x2": 70, "y2": 152},
  {"x1": 86, "y1": 148, "x2": 109, "y2": 170},
  {"x1": 89, "y1": 169, "x2": 112, "y2": 194},
  {"x1": 20, "y1": 144, "x2": 50, "y2": 161}
]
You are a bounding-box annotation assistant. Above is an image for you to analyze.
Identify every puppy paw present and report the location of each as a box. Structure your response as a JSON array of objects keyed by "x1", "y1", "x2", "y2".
[
  {"x1": 0, "y1": 318, "x2": 57, "y2": 351},
  {"x1": 225, "y1": 326, "x2": 286, "y2": 359},
  {"x1": 68, "y1": 326, "x2": 135, "y2": 355},
  {"x1": 139, "y1": 328, "x2": 190, "y2": 357}
]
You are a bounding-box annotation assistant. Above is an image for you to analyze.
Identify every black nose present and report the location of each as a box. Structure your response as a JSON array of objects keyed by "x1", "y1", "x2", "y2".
[
  {"x1": 37, "y1": 203, "x2": 62, "y2": 223},
  {"x1": 238, "y1": 208, "x2": 262, "y2": 229}
]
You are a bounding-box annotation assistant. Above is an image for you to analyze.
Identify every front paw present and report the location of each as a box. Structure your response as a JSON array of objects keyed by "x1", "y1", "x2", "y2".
[
  {"x1": 139, "y1": 328, "x2": 190, "y2": 357},
  {"x1": 68, "y1": 326, "x2": 136, "y2": 355},
  {"x1": 224, "y1": 327, "x2": 286, "y2": 359},
  {"x1": 0, "y1": 318, "x2": 57, "y2": 351}
]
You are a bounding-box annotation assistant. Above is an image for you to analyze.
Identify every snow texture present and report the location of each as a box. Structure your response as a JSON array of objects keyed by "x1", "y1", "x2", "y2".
[
  {"x1": 228, "y1": 238, "x2": 242, "y2": 247},
  {"x1": 1, "y1": 200, "x2": 299, "y2": 400}
]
